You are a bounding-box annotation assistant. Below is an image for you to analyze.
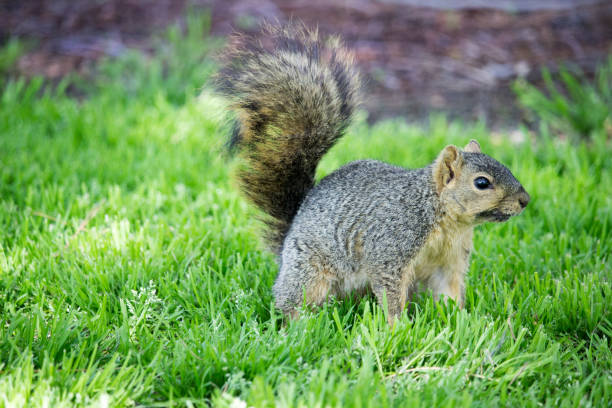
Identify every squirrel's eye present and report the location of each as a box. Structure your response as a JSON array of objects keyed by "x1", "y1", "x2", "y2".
[{"x1": 474, "y1": 177, "x2": 491, "y2": 190}]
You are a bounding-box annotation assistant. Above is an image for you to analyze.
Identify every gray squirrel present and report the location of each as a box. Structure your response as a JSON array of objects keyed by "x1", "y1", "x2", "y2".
[{"x1": 214, "y1": 24, "x2": 530, "y2": 324}]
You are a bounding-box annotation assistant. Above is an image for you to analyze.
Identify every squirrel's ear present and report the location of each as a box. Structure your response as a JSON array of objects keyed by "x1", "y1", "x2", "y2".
[
  {"x1": 464, "y1": 139, "x2": 481, "y2": 153},
  {"x1": 434, "y1": 145, "x2": 463, "y2": 193}
]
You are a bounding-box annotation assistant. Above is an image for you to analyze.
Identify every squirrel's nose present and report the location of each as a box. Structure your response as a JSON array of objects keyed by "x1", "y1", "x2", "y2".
[{"x1": 518, "y1": 190, "x2": 530, "y2": 209}]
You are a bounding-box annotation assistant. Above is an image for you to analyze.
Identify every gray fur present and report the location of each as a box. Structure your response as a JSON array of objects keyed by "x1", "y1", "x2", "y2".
[{"x1": 274, "y1": 160, "x2": 440, "y2": 311}]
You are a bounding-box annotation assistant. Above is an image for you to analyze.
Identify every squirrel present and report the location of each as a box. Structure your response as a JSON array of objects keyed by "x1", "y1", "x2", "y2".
[{"x1": 214, "y1": 24, "x2": 530, "y2": 325}]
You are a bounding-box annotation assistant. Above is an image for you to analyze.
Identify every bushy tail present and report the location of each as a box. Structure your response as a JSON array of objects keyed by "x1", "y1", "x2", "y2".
[{"x1": 214, "y1": 24, "x2": 361, "y2": 253}]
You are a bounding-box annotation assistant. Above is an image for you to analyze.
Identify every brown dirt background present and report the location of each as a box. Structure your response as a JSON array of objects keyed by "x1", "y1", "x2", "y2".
[{"x1": 2, "y1": 0, "x2": 611, "y2": 126}]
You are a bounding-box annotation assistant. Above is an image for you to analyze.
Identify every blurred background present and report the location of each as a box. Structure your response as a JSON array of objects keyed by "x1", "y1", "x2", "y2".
[{"x1": 2, "y1": 0, "x2": 611, "y2": 127}]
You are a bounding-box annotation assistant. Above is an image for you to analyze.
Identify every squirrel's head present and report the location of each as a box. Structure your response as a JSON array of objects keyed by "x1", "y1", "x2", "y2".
[{"x1": 433, "y1": 140, "x2": 530, "y2": 225}]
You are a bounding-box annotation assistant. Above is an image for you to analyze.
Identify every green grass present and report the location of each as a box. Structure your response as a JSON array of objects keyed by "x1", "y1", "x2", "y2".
[
  {"x1": 514, "y1": 57, "x2": 612, "y2": 140},
  {"x1": 1, "y1": 18, "x2": 610, "y2": 407}
]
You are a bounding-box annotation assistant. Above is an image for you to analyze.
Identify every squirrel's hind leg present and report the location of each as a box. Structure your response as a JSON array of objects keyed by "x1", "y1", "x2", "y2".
[{"x1": 273, "y1": 249, "x2": 339, "y2": 318}]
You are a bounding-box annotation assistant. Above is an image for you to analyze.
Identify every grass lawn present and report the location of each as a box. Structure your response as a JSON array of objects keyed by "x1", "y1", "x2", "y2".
[{"x1": 1, "y1": 17, "x2": 610, "y2": 407}]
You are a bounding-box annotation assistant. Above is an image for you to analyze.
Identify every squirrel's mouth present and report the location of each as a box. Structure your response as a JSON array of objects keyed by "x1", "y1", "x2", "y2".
[{"x1": 476, "y1": 209, "x2": 513, "y2": 223}]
